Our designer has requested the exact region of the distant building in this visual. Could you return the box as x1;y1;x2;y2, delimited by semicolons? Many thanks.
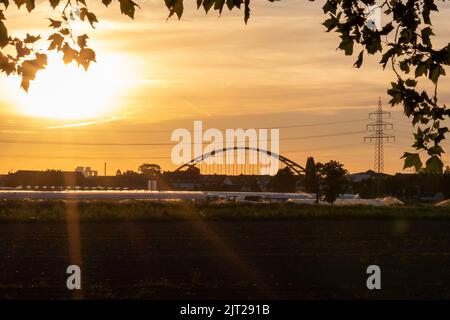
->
4;170;86;188
347;171;391;182
170;174;272;192
75;166;98;178
201;175;232;190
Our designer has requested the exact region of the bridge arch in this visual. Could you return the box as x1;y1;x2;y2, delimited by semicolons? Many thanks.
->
175;146;304;175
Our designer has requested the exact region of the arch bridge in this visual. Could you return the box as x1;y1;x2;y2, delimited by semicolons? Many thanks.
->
175;146;304;175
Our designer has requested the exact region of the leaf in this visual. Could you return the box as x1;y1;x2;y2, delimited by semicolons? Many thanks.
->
353;50;363;68
0;20;7;48
322;16;338;32
15;40;30;57
402;152;422;172
173;0;183;18
48;32;64;51
425;155;443;173
49;0;60;9
405;79;417;87
24;33;41;43
422;0;437;25
421;26;434;47
119;0;139;19
365;34;382;54
244;0;250;24
76;47;96;70
429;64;438;83
214;0;225;14
34;52;47;68
0;0;9;9
380;22;394;35
80;8;98;28
13;0;35;10
77;34;88;49
59;28;70;35
17;53;47;91
338;35;353;56
322;0;337;14
380;47;395;69
165;0;183;19
415;62;428;78
48;18;62;28
428;145;444;156
399;60;410;73
202;0;214;13
25;0;34;12
0;52;16;75
428;64;445;84
61;42;78;64
13;0;25;9
226;0;240;10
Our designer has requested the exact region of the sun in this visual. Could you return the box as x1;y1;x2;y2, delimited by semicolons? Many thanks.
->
7;52;130;120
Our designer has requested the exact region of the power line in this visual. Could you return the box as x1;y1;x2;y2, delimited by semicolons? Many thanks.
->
0;118;369;133
0;129;367;146
0;154;174;160
283;142;366;153
282;130;367;141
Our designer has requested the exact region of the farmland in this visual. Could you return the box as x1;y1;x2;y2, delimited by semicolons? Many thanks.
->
1;200;450;299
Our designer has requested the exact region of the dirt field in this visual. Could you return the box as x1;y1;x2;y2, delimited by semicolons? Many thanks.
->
1;219;450;299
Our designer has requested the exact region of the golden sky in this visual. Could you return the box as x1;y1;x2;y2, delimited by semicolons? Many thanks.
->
0;0;449;174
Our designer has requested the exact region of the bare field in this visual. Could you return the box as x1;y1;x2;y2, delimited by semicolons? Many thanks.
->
1;219;450;299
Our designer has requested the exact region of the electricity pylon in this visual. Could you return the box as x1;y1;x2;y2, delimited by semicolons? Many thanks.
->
364;98;395;173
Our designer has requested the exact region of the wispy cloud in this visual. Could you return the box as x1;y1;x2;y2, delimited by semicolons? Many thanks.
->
45;117;121;129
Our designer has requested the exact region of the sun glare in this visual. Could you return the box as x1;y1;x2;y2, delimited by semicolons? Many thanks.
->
7;52;130;120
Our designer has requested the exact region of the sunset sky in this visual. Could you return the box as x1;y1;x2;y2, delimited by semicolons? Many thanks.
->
0;0;449;174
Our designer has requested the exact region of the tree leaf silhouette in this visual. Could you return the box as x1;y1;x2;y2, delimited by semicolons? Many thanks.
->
62;42;77;64
18;53;47;91
119;0;139;19
48;33;64;51
0;20;7;48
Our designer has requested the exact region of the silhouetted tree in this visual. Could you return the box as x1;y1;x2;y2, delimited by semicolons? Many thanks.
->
270;167;296;193
304;156;318;194
184;165;201;181
123;170;138;176
164;165;201;184
320;161;348;204
138;163;161;176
